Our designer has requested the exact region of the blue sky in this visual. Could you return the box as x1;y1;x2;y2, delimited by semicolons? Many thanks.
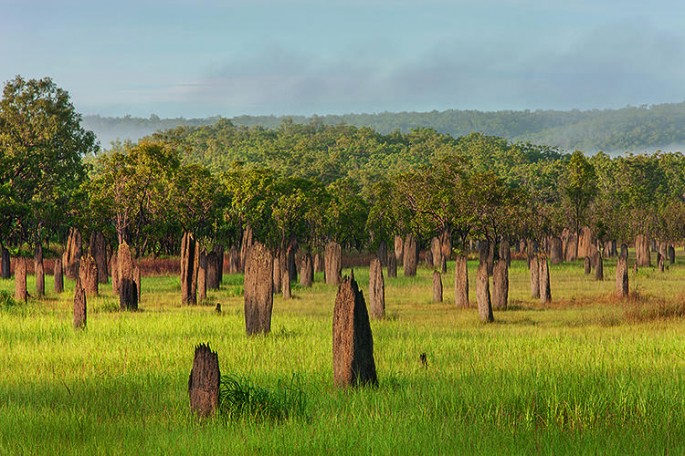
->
2;0;684;118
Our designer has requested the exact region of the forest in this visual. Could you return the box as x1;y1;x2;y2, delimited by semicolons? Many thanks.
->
83;100;685;153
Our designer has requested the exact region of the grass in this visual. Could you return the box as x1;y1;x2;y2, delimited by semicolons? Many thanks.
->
0;252;684;454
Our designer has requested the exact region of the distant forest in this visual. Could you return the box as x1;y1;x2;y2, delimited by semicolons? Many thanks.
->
83;102;685;153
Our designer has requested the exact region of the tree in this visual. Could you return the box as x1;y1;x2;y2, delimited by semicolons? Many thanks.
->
0;75;97;251
561;151;597;258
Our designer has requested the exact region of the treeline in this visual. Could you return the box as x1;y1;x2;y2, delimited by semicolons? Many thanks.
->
85;101;685;153
4;76;685;276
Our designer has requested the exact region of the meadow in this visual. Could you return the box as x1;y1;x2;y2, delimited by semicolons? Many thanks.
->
1;255;685;455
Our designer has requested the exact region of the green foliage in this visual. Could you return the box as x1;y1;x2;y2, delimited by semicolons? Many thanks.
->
219;373;308;423
0;76;97;246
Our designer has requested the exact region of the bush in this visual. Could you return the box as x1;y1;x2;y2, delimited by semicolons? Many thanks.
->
218;373;308;423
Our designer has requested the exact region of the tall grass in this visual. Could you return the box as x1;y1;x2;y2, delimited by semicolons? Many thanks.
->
0;254;684;454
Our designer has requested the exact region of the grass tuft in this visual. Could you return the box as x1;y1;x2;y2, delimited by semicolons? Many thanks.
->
218;373;308;423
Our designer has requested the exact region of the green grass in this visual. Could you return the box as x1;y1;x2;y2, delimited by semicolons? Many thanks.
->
1;254;685;454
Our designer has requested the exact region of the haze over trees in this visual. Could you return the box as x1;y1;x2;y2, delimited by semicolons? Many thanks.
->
83;101;685;154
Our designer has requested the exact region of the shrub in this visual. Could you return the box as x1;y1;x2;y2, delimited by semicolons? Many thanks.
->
218;373;308;423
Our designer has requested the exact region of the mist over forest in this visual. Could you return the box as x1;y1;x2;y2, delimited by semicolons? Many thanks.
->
83;101;685;154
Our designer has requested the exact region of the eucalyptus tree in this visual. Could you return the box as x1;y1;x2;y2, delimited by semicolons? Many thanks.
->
0;75;97;257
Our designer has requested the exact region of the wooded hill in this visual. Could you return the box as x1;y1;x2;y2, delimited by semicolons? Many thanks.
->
84;101;685;153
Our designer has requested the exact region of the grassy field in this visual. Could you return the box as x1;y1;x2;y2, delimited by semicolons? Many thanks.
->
1;255;685;454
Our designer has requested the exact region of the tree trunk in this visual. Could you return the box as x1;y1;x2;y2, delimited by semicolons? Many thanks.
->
529;255;540;299
299;252;313;287
369;258;385;319
180;232;198;305
34;245;44;297
386;250;397;278
188;343;220;418
539;256;552;304
635;234;651;267
668;245;676;265
658;242;667;272
432;270;443;303
243;241;274;335
54;258;64;293
492;259;508;311
454;255;469;308
616;256;629;298
325;241;342;286
197;250;207;303
79;254;99;297
403;234;418;277
89;231;109;284
1;246;10;279
15;258;27;302
118;242;138;311
73;278;87;330
332;275;378;388
476;260;494;323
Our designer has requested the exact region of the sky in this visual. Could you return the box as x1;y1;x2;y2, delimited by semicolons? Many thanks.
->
2;0;685;118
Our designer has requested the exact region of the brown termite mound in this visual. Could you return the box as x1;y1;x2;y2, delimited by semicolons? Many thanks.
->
110;252;119;294
227;246;240;274
299;252;314;287
539;255;552;304
454;255;469;308
34;245;45;297
386;250;397;278
1;246;9;279
15;258;27;303
332;274;378;388
53;257;64;293
368;258;385;319
432;270;443;303
584;256;592;275
73;278;87;330
403;234;418;277
282;270;291;300
492;259;508;311
324;241;342;286
243;241;274;336
118;242;138;311
635;234;651;267
188;343;220;418
197;250;207;303
79;254;99;297
529;255;540;299
62;227;82;279
180;232;199;305
89;231;109;284
616;256;629;298
549;237;563;264
206;250;220;290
